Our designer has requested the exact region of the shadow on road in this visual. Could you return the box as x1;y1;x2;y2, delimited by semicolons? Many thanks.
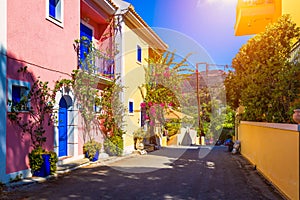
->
3;146;284;200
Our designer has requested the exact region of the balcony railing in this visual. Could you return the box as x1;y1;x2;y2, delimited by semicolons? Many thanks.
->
94;56;115;80
238;0;274;7
290;40;300;63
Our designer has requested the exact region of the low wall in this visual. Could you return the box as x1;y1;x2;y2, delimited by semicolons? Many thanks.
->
238;121;299;200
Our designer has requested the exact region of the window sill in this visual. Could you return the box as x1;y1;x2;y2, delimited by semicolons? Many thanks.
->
46;16;64;28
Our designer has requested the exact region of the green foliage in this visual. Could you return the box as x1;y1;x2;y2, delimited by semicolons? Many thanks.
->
141;50;192;110
104;133;123;156
164;119;181;137
28;146;44;172
49;150;58;174
133;128;148;139
83;140;102;160
99;77;126;135
225;15;300;123
8;66;56;148
28;147;58;175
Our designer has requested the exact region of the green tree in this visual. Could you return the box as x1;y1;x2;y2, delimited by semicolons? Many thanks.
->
225;15;300;123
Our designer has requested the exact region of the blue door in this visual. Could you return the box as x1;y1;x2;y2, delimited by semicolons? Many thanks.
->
58;98;68;157
80;23;93;69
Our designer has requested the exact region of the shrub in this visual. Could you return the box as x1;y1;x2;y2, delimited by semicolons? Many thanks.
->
83;140;102;160
104;135;123;156
28;146;58;174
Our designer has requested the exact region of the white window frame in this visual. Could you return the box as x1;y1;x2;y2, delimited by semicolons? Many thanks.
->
7;79;31;112
128;99;134;115
46;0;64;28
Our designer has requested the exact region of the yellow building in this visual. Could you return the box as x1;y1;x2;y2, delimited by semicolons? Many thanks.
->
114;0;168;154
235;0;300;36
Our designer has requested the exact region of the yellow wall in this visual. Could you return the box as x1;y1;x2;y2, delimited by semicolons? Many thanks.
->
122;25;150;151
282;0;300;26
238;121;299;200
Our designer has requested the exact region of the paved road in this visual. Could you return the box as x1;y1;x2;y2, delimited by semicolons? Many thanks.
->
2;146;284;200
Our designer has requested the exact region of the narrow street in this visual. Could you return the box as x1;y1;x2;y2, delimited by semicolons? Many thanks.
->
2;146;284;200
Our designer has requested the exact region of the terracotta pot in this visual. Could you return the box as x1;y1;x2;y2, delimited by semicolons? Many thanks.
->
292;109;300;124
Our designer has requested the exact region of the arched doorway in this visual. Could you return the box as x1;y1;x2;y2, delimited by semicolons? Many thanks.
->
58;97;68;157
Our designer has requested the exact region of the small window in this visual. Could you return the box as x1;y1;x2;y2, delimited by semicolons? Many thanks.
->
46;0;64;27
8;79;30;112
129;101;134;114
137;45;142;63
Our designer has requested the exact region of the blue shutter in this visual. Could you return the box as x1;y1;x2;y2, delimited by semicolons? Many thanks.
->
49;0;56;18
12;85;21;105
129;102;134;113
137;46;142;62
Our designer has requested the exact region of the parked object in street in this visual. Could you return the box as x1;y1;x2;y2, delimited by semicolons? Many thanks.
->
232;140;241;154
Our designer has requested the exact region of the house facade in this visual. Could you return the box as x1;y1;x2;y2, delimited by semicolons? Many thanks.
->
113;0;168;154
0;0;117;183
235;0;300;36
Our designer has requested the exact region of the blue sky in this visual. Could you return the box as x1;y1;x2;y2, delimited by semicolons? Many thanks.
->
125;0;251;70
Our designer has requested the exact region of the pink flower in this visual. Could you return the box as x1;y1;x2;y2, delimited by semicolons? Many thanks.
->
149;120;155;126
140;102;146;108
163;71;170;78
150;107;156;116
148;102;153;107
168;102;174;107
160;103;165;108
145;115;149;120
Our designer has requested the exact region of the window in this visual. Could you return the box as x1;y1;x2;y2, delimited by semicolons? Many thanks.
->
128;100;134;114
46;0;64;27
8;79;30;112
137;45;142;63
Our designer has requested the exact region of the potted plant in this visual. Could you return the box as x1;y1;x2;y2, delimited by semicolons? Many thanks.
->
28;146;58;177
83;140;102;161
133;128;148;150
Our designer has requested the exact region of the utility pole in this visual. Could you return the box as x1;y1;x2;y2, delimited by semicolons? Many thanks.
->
195;62;208;145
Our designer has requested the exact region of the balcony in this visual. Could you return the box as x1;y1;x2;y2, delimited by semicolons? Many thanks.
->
79;51;115;82
235;0;281;36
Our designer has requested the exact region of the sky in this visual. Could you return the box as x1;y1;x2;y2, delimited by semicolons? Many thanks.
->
125;0;251;70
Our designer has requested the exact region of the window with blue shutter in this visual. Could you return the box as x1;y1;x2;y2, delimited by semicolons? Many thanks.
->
137;45;142;62
129;101;134;114
47;0;63;25
8;80;30;112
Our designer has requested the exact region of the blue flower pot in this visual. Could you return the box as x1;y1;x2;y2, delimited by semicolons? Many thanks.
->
33;154;51;177
91;150;99;162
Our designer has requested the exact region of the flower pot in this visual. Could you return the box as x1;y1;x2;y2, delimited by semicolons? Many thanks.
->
91;150;99;162
33;154;51;177
85;150;99;162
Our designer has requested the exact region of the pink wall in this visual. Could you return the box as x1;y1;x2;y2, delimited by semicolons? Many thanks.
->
6;0;80;173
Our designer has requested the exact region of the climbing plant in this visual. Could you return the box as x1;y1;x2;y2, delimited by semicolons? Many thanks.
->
8;66;56;149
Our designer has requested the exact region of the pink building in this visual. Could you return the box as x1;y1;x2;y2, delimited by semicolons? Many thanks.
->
0;0;117;183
